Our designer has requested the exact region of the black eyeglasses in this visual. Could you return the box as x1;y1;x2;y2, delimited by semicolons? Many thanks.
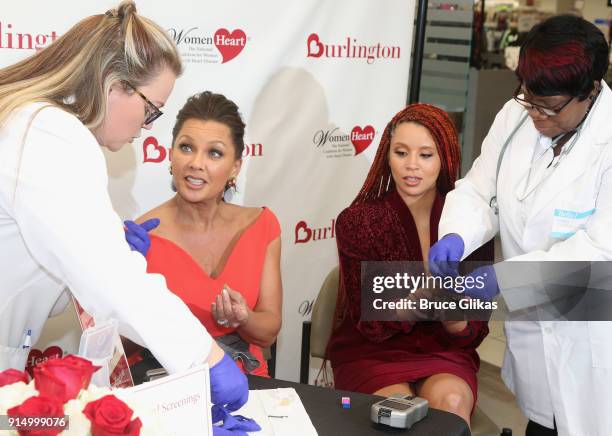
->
513;84;574;117
125;82;163;125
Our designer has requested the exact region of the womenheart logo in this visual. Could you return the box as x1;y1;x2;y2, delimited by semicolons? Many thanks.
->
350;125;375;155
142;136;167;163
214;28;247;63
26;346;63;377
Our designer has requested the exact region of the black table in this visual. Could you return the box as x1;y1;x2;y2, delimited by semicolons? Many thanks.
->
247;376;470;436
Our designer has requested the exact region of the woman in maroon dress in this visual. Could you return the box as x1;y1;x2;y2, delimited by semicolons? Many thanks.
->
327;104;492;427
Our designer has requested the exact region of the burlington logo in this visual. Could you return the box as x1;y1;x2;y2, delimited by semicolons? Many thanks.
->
142;136;263;163
307;33;400;64
0;22;58;50
142;136;169;163
168;27;247;64
294;219;336;244
313;125;376;158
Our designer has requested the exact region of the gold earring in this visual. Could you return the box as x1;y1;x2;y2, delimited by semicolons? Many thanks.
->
169;165;173;175
226;177;236;191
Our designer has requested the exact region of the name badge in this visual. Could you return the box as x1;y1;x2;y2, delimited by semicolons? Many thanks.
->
550;208;595;239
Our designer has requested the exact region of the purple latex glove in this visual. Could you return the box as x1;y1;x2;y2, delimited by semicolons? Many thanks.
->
212;404;261;434
210;354;249;413
212;426;247;436
428;233;465;277
124;218;160;257
462;265;499;300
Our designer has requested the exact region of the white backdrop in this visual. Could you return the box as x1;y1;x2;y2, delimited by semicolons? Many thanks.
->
2;0;415;382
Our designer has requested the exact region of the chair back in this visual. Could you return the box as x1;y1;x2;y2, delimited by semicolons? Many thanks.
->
309;266;339;359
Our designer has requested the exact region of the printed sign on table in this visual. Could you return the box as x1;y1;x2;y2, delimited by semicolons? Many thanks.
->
118;364;212;436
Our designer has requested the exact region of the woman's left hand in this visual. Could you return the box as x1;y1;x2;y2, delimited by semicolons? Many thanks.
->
441;320;468;334
212;286;250;329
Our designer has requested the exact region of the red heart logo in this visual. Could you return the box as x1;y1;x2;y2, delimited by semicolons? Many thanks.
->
214;28;246;64
306;33;324;58
25;346;63;378
350;125;375;156
294;221;312;244
142;136;167;163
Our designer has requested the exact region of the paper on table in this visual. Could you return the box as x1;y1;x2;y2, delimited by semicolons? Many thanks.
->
231;390;273;436
235;388;318;436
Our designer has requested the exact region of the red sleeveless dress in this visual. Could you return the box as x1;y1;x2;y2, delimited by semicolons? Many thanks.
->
145;207;280;377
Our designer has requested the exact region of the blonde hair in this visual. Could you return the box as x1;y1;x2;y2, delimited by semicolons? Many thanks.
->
0;1;182;129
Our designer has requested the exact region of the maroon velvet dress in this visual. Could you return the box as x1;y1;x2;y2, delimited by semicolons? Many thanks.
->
327;189;493;406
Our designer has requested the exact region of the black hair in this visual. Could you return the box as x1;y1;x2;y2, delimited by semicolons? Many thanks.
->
516;14;608;100
172;91;245;158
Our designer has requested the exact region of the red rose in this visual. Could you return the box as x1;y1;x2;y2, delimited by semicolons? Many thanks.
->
0;368;29;387
34;355;100;404
83;395;142;436
7;395;65;436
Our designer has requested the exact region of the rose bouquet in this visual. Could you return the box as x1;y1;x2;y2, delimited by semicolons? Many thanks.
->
0;355;160;436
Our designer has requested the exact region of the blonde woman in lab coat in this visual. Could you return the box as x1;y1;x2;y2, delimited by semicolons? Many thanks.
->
429;15;612;436
0;1;248;418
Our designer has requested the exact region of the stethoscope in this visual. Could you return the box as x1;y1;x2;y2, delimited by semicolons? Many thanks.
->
488;95;597;215
489;114;528;215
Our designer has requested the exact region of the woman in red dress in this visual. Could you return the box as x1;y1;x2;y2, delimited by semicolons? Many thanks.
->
327;104;492;427
125;92;282;378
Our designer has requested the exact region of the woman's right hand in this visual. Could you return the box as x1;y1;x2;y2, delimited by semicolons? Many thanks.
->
212;286;250;329
124;218;160;257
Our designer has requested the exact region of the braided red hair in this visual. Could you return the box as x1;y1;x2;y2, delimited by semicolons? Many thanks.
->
352;103;460;205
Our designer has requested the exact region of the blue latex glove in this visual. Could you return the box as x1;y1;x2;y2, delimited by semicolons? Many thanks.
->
212;403;226;424
463;265;499;300
212;404;261;433
213;427;244;436
428;233;465;277
210;354;249;413
124;218;160;257
213;426;249;436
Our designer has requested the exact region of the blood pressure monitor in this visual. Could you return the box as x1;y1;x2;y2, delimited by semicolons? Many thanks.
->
371;394;429;429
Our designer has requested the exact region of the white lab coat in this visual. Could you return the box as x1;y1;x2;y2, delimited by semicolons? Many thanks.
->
0;103;212;374
439;81;612;436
